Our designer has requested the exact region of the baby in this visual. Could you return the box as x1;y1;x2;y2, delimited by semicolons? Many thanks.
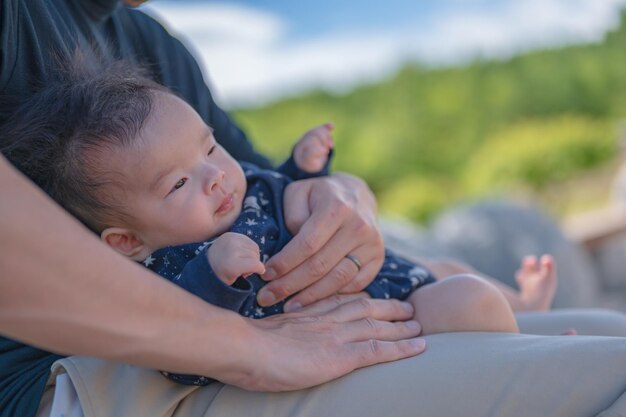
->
1;65;557;385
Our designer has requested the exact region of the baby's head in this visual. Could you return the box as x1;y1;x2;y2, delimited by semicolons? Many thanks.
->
1;64;246;260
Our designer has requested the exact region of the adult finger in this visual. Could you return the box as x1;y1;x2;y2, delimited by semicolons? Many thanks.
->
277;181;311;238
346;338;426;368
265;233;370;308
316;297;415;323
339;259;384;293
285;293;369;316
261;175;383;307
265;195;377;292
283;249;380;311
333;318;421;343
261;193;348;286
287;294;415;324
261;217;383;307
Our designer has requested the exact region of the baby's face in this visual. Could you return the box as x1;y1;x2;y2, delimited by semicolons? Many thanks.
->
113;92;246;255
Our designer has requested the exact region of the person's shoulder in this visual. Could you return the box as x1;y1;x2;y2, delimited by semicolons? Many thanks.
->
115;6;197;68
117;6;170;34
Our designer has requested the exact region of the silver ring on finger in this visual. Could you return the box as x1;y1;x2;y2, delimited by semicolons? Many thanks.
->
345;254;362;271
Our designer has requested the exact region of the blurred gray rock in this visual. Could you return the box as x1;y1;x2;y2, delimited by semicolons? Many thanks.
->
591;236;626;291
382;200;601;308
380;217;450;260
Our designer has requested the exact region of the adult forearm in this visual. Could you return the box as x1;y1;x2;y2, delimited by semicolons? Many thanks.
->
0;156;250;376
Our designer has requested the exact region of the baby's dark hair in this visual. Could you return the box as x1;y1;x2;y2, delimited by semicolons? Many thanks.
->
0;60;168;232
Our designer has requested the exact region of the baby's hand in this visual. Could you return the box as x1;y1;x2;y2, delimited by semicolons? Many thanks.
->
293;123;335;173
208;232;265;285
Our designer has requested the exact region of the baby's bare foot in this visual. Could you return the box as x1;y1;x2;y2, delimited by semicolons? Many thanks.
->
514;255;557;311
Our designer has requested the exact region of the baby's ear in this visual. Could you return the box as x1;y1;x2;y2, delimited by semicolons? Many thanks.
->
101;227;148;261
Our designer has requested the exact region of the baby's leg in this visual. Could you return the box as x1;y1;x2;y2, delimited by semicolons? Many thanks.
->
421;258;557;313
408;274;519;335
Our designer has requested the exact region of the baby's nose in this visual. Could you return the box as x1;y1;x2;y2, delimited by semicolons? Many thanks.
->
204;168;225;194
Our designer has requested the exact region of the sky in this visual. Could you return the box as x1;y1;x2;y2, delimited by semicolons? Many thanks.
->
143;0;626;108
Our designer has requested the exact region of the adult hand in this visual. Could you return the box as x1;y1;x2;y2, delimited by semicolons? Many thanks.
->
221;295;425;391
257;173;385;311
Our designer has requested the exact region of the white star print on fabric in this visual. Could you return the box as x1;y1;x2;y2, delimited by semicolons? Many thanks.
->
255;307;265;317
143;255;155;267
245;218;258;226
410;277;420;287
194;241;210;255
409;266;428;279
163;256;170;267
243;196;261;212
260;236;265;245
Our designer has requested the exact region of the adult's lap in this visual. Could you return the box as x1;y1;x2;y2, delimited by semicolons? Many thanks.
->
50;311;626;417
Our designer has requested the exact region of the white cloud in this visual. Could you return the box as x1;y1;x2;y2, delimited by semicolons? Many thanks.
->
144;0;626;108
145;4;285;45
413;0;626;62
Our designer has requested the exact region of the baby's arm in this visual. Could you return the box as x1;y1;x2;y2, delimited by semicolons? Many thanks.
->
277;123;334;180
145;234;263;312
145;234;264;386
293;123;335;173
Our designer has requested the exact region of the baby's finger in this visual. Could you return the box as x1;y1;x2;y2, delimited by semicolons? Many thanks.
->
238;257;266;278
307;143;332;157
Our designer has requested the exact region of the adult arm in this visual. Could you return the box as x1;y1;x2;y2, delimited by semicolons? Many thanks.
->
259;173;385;311
0;156;424;391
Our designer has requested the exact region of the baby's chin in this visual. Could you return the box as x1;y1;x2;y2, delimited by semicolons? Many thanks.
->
212;206;243;236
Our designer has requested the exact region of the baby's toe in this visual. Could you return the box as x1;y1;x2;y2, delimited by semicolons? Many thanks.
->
522;255;538;273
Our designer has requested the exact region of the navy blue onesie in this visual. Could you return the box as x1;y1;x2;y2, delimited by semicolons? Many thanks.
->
145;158;436;385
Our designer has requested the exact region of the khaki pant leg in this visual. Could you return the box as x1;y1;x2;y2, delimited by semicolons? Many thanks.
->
517;308;626;336
58;332;626;417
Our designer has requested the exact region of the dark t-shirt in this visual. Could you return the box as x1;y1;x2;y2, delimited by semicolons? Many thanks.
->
0;1;271;416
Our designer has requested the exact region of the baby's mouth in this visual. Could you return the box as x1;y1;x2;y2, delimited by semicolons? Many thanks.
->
216;193;234;215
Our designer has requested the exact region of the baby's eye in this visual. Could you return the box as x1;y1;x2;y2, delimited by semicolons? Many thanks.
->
207;145;216;156
172;178;187;191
